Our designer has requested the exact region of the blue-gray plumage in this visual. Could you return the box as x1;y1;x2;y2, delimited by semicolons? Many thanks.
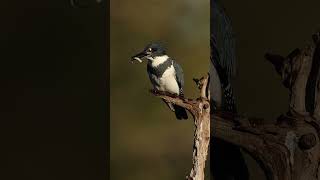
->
210;0;237;113
210;1;249;180
131;42;188;120
212;0;237;79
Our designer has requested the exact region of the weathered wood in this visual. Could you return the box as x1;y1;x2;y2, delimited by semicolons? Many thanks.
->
151;75;211;180
207;32;320;180
211;113;320;180
150;32;320;180
265;45;314;117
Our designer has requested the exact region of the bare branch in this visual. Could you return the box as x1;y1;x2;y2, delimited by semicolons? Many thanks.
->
151;75;210;180
151;90;196;113
212;113;320;180
266;39;314;118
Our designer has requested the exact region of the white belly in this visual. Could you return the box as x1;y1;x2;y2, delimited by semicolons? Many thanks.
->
155;66;180;95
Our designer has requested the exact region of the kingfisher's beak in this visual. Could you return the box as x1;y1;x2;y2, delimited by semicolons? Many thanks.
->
131;51;147;63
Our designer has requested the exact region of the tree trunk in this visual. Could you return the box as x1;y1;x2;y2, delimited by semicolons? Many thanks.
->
210;32;320;180
152;75;211;180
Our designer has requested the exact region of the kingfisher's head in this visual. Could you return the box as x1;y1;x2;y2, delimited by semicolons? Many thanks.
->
131;42;167;63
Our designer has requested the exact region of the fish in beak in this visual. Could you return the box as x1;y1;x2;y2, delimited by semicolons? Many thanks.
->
131;51;147;63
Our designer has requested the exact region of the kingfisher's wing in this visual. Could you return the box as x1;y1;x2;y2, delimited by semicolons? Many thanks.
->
172;60;185;93
210;0;238;113
147;64;160;87
211;0;237;80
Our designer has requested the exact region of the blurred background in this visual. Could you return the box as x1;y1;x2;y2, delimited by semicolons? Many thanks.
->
110;0;320;179
110;1;209;179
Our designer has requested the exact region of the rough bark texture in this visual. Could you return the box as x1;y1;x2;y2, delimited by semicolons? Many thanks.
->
152;75;211;180
266;46;314;116
151;31;320;180
209;32;320;180
212;113;320;180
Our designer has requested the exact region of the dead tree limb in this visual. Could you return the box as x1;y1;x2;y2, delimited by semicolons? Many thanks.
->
265;46;314;117
151;74;210;180
208;32;320;180
211;113;320;180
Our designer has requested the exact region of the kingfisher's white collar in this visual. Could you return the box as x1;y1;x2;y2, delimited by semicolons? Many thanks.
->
148;55;169;67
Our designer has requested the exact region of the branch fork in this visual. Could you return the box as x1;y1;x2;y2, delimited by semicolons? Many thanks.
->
209;32;320;180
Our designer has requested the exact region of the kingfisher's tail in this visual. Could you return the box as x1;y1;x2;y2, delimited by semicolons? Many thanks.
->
173;105;188;120
162;99;188;120
211;0;237;113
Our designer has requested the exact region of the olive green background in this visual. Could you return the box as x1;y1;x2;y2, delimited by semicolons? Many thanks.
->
110;0;320;179
111;1;209;180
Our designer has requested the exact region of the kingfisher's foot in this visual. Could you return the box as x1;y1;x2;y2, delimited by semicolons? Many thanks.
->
150;89;181;97
150;89;159;94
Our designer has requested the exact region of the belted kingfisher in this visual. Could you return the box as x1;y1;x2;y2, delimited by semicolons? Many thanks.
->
210;1;249;180
210;0;237;113
131;42;188;120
